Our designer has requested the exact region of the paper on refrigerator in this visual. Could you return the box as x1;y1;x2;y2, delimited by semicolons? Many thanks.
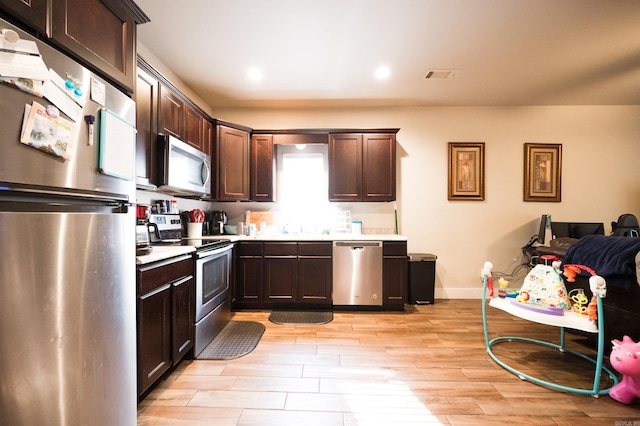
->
0;38;49;81
20;101;76;160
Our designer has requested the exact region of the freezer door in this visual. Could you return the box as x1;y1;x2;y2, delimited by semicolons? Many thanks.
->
0;18;136;199
0;206;136;426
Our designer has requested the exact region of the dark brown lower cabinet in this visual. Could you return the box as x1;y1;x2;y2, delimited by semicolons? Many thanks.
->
298;242;332;305
171;275;194;365
137;255;194;397
235;242;263;308
382;241;408;310
137;282;171;395
234;241;332;309
264;242;298;305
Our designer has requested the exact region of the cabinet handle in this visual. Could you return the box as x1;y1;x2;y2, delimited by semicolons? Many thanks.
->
171;275;192;287
140;283;171;299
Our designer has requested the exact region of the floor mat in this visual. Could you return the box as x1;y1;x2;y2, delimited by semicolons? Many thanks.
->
268;310;333;325
197;321;265;360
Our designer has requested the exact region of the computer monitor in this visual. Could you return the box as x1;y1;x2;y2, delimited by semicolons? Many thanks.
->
550;222;571;239
570;222;604;239
536;214;551;244
551;221;604;239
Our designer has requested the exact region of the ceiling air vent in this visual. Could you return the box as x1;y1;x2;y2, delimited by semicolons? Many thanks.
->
424;70;457;80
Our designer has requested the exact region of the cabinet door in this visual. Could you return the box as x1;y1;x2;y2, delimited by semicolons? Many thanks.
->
50;0;136;92
202;119;213;157
159;84;184;139
298;257;332;305
184;105;204;151
236;256;263;304
0;0;48;35
329;133;363;201
171;276;194;366
135;67;158;186
264;257;298;304
250;134;274;201
382;242;407;310
363;133;396;201
137;284;171;396
217;125;250;200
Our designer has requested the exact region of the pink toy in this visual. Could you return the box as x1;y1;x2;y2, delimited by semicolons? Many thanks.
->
609;336;640;404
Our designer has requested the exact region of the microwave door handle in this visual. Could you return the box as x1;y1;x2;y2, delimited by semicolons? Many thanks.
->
201;160;211;186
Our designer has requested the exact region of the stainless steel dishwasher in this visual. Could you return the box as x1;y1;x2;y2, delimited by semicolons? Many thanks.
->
332;241;383;306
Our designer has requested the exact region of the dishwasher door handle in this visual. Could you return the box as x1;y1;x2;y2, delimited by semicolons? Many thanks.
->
351;246;365;251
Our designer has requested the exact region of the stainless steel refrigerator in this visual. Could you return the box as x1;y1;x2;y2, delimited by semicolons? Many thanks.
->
0;18;137;425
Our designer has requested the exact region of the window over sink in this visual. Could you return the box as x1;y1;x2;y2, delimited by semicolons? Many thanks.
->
276;144;331;232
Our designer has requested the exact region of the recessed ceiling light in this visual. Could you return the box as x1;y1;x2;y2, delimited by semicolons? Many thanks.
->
375;66;391;80
247;68;263;81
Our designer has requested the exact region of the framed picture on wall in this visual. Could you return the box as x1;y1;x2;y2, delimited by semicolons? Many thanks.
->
448;142;485;201
523;143;562;202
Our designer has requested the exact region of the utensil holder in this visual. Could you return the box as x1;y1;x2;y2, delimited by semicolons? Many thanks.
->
187;222;203;238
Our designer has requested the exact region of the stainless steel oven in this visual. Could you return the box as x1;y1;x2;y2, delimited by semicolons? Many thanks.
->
194;242;233;356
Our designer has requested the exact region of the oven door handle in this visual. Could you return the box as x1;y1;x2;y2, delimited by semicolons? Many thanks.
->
196;244;232;259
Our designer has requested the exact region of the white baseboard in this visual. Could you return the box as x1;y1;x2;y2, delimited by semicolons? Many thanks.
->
435;287;484;300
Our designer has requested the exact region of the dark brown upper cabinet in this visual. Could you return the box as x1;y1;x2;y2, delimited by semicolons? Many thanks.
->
329;131;397;202
362;133;397;201
135;65;159;188
250;134;275;202
0;0;48;35
159;83;185;140
184;105;204;151
216;123;251;201
329;133;363;201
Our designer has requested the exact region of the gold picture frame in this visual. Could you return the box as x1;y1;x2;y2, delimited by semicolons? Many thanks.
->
523;143;562;202
448;142;485;201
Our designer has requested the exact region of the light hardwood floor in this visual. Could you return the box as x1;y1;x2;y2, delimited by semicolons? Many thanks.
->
137;300;640;425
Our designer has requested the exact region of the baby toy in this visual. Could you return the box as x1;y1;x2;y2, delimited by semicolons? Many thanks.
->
516;262;571;310
561;264;607;322
569;288;588;316
481;261;494;297
497;278;509;298
609;336;640;404
587;275;607;321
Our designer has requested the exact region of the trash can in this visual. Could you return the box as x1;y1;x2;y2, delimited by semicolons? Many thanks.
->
407;253;437;304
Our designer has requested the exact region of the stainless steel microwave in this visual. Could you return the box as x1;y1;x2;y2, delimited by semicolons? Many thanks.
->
157;134;211;196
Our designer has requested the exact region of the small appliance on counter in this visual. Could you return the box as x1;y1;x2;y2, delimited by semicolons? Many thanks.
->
136;204;153;255
211;210;228;235
135;224;153;256
149;213;183;243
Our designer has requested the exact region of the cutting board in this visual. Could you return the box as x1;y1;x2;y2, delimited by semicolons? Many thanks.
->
246;211;275;226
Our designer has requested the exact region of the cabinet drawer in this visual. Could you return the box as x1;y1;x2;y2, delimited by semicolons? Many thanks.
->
138;256;193;295
298;242;332;256
237;242;263;256
383;241;407;257
264;242;297;256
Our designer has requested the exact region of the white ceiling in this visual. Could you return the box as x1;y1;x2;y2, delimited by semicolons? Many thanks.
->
135;0;640;109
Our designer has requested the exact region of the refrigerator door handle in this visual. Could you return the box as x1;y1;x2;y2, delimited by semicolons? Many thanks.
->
0;183;130;204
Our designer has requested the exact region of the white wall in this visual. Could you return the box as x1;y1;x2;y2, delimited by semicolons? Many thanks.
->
137;41;640;299
211;105;640;298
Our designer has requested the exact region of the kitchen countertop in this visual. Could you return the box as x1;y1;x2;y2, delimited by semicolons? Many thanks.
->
136;234;407;265
136;245;196;265
205;233;408;242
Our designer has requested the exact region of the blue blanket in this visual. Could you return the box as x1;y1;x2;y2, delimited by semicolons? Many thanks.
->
563;235;640;289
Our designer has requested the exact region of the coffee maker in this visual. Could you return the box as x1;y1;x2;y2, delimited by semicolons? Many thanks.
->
211;210;228;235
135;204;153;256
